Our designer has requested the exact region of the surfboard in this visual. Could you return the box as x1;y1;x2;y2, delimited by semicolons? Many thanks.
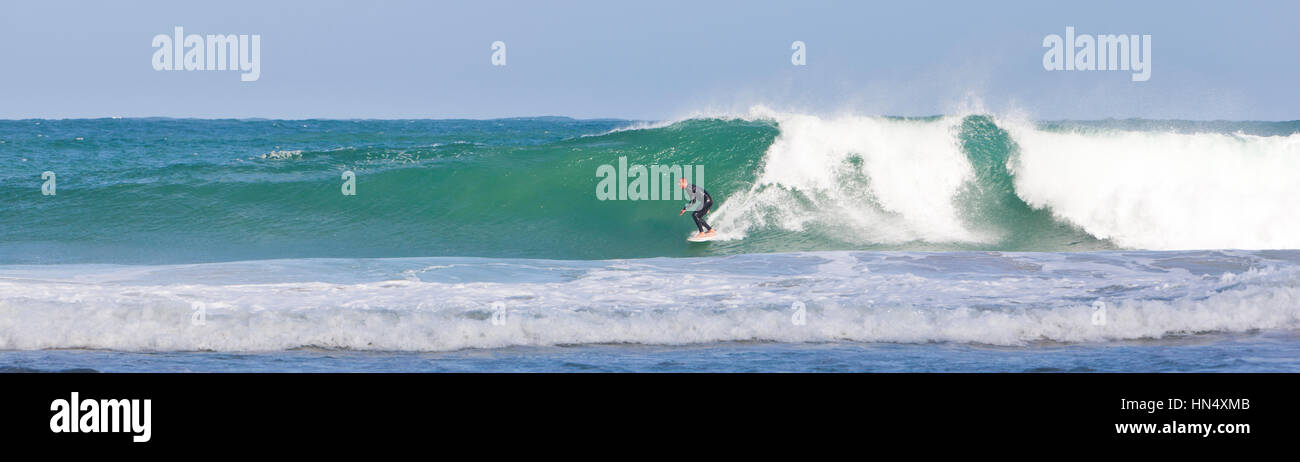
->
687;233;717;242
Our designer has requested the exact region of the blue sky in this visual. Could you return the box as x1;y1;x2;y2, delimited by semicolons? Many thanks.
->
0;0;1296;120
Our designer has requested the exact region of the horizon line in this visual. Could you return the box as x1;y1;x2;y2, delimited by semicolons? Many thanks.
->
2;115;1299;123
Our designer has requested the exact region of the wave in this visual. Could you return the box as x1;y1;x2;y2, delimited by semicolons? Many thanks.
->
1;113;1298;264
1;250;1297;351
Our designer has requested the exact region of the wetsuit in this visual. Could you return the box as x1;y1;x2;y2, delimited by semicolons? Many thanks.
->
681;184;713;233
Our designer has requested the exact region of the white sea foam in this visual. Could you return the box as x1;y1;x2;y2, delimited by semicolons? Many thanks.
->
1003;121;1300;249
711;108;985;245
698;106;1300;251
1;251;1295;352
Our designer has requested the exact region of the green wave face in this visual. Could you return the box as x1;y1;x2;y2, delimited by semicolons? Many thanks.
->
954;115;1109;251
0;118;778;263
2;115;1298;264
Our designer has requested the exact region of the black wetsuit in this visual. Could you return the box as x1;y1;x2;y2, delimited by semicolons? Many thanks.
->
681;184;713;233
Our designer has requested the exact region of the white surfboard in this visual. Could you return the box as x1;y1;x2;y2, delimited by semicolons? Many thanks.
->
686;232;717;242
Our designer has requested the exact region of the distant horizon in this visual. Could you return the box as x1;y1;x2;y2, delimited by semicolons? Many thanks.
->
3;113;1299;123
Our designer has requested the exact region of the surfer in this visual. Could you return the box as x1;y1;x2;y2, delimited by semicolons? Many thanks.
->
678;177;715;239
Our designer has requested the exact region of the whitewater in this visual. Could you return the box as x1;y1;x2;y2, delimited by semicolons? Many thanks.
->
710;107;1300;251
3;250;1299;351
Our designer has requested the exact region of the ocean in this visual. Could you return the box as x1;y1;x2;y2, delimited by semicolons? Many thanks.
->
2;110;1299;372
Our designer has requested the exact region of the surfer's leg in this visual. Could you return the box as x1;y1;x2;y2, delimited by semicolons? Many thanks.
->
693;209;712;232
699;200;713;231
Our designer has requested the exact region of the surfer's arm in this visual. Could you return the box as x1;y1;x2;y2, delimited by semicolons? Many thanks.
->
680;186;698;213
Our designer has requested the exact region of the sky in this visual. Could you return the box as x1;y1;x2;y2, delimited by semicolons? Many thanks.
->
0;0;1296;120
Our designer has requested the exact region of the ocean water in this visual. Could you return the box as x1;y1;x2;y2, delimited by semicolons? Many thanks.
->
2;111;1299;372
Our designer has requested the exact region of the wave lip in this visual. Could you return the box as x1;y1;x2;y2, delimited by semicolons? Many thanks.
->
714;112;985;245
1;250;1297;352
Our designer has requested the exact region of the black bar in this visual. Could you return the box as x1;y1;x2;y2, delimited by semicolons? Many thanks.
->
2;373;1291;450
